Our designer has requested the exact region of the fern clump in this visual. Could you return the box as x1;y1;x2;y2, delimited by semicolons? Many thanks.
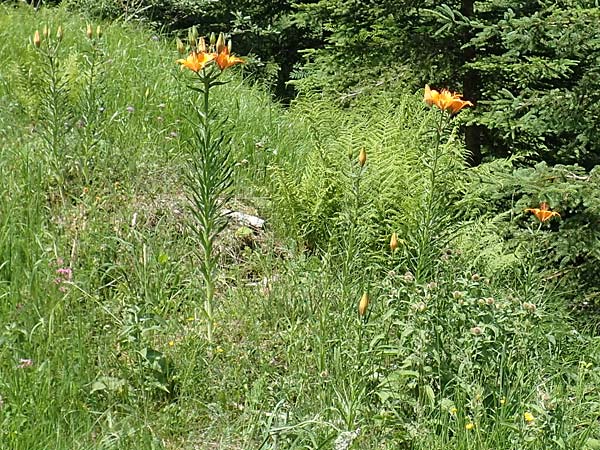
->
270;93;461;255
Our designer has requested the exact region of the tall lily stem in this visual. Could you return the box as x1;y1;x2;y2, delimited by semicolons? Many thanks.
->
414;111;451;283
185;69;232;343
200;74;215;343
34;30;70;207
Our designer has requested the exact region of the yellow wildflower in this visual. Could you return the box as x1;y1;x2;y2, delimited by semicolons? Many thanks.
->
524;411;535;423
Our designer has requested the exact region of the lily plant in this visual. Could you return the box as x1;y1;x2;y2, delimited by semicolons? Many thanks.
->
176;30;244;342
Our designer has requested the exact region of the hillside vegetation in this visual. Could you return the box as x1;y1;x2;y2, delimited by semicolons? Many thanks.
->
0;4;599;450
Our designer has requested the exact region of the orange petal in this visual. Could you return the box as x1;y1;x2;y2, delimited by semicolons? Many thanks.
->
176;51;216;72
447;98;473;114
525;206;560;222
215;47;244;70
424;87;472;114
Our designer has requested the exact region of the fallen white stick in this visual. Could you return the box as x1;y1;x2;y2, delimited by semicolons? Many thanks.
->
222;209;265;229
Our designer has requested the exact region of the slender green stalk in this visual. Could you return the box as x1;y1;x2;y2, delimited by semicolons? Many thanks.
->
200;73;215;342
342;160;363;282
78;28;105;184
414;111;451;282
33;26;70;205
337;150;368;307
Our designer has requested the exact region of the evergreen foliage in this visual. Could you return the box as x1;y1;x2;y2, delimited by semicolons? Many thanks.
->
59;0;600;165
63;0;314;97
290;0;600;167
460;160;600;308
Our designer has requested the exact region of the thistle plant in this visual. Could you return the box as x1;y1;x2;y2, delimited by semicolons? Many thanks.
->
176;30;244;342
411;85;472;282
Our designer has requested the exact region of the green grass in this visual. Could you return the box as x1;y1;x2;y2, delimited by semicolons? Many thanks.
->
0;4;599;450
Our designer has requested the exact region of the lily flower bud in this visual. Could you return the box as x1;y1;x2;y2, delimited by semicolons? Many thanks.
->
358;148;367;167
86;24;93;39
187;28;197;49
227;39;232;53
390;232;399;252
43;25;49;39
358;293;369;317
209;32;216;45
216;32;226;54
56;25;63;41
96;25;102;38
198;37;207;53
176;37;186;54
33;30;41;47
190;26;199;48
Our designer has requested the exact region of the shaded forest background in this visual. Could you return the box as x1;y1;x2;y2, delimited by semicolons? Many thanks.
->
56;0;600;169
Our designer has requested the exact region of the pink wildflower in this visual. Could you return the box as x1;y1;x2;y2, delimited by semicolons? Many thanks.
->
56;267;73;280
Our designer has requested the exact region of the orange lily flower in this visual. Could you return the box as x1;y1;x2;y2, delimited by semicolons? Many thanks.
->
424;84;441;107
215;47;244;71
424;85;473;115
525;202;561;222
177;51;216;73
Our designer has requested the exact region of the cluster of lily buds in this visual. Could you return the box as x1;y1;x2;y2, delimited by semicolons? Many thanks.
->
32;24;64;48
176;30;244;73
86;24;102;40
33;23;102;49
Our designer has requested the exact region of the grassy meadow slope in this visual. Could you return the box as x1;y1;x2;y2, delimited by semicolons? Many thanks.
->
1;4;600;450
